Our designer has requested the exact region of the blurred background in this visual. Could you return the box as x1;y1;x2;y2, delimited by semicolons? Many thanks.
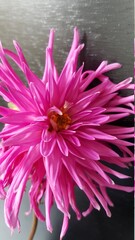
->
0;0;134;239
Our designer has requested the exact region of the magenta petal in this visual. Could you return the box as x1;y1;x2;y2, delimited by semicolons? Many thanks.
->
42;128;56;142
44;146;62;190
62;157;83;190
0;112;39;125
13;40;29;67
45;182;53;233
29;160;46;221
0;106;19;116
57;134;69;156
4;146;40;229
40;138;56;157
60;215;69;240
67;180;81;220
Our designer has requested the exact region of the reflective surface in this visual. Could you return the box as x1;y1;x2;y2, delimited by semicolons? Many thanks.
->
0;0;133;239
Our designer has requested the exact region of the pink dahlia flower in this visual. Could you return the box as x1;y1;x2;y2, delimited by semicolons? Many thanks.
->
0;28;134;239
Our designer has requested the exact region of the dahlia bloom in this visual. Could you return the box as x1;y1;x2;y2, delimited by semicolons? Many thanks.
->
0;28;134;239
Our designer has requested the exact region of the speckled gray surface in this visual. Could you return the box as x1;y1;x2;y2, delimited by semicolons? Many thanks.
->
0;0;133;239
0;0;133;77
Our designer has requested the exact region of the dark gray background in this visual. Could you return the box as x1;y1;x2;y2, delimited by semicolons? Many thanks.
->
0;0;134;239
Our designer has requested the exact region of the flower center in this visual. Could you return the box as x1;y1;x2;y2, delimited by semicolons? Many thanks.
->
48;109;71;132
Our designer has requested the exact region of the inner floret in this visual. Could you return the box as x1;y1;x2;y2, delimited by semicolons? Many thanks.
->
48;109;71;132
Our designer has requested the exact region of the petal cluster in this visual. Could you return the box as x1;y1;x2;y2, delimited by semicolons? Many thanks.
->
0;28;134;239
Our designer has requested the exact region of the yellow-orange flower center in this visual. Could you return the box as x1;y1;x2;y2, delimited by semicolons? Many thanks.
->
48;110;71;132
